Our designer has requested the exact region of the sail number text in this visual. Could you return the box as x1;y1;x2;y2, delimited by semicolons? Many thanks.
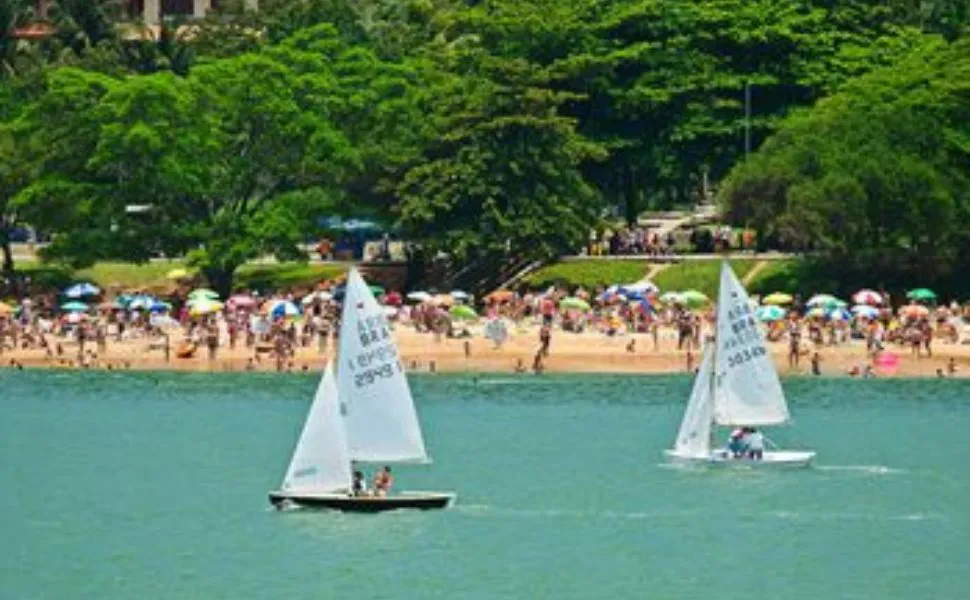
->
726;345;767;368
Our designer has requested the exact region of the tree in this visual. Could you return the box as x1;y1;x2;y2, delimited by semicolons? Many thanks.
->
719;36;970;293
14;55;356;294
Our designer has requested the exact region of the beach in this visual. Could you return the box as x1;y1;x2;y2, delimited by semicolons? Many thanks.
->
3;323;966;378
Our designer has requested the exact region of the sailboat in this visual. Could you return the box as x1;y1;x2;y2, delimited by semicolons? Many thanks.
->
268;268;456;511
665;262;815;467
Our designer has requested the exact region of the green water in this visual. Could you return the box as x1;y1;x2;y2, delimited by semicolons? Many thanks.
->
2;371;968;599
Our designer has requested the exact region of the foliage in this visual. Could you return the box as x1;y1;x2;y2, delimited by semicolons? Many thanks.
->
719;36;970;295
652;259;757;298
522;260;652;290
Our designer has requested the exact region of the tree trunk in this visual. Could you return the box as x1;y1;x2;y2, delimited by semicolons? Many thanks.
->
0;225;13;277
202;265;237;298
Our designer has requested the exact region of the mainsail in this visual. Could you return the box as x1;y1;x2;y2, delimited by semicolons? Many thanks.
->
281;360;352;493
713;262;791;426
673;345;715;457
337;268;429;463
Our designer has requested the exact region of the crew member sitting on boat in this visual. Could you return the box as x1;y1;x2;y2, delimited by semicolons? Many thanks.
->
745;427;765;460
373;466;394;497
352;470;368;497
727;428;747;458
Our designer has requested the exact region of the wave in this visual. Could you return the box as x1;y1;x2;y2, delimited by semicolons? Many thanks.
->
768;510;944;522
814;465;905;476
454;504;698;521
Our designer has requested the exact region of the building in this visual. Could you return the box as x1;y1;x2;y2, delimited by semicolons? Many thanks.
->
28;1;258;26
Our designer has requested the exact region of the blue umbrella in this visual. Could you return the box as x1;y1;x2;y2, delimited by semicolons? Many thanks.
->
756;305;786;322
64;282;100;298
149;300;172;312
851;305;880;319
127;295;157;310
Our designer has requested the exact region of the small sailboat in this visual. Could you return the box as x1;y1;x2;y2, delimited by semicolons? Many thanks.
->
269;268;456;511
665;262;815;467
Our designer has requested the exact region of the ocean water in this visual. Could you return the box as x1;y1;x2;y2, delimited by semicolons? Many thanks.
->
1;371;968;599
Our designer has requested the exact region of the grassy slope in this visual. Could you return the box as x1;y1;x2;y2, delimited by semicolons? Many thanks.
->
15;261;345;294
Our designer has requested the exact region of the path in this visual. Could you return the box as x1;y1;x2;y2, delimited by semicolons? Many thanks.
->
741;260;770;286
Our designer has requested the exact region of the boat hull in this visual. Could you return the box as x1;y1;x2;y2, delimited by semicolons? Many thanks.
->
268;490;456;512
665;449;816;468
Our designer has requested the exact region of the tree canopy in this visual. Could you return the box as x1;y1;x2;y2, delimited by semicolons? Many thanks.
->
1;0;968;291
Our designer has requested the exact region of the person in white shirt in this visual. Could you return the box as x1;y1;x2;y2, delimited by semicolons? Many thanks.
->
746;428;764;460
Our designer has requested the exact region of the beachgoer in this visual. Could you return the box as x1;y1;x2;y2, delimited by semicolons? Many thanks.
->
811;352;821;376
746;428;764;460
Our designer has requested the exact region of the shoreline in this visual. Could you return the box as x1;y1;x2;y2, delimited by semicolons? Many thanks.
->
3;329;968;378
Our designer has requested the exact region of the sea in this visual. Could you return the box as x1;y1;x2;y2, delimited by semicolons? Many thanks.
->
2;371;968;599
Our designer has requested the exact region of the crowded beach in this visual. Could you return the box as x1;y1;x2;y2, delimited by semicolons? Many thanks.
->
1;269;967;378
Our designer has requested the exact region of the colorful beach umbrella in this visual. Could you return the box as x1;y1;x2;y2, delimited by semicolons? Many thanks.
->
851;305;880;319
407;291;432;303
269;300;301;318
559;297;591;311
60;301;89;312
188;288;220;301
64;282;100;298
486;290;514;303
619;280;659;295
127;295;157;310
806;294;840;308
805;307;827;318
900;304;930;318
762;292;793;306
828;308;851;321
756;305;786;322
852;289;882;305
449;305;478;320
189;299;224;316
906;288;936;302
229;294;257;308
681;290;710;308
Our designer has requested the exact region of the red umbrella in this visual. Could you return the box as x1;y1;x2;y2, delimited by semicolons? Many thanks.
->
228;294;256;309
384;291;403;306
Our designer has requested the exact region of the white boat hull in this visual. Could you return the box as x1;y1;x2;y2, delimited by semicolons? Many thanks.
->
269;490;456;512
664;449;815;468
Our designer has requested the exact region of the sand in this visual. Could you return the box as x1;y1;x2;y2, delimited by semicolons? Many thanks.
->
2;324;966;378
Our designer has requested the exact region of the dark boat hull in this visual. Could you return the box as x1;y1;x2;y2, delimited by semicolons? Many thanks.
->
268;491;456;512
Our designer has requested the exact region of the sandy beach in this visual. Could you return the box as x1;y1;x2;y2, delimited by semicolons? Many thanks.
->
3;323;967;378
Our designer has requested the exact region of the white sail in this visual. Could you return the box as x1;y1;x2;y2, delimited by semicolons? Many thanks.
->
713;262;791;426
337;268;429;463
673;346;715;457
281;360;352;493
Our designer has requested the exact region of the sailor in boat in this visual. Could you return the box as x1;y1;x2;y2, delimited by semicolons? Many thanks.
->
745;427;765;460
727;428;747;458
352;470;369;497
373;466;394;497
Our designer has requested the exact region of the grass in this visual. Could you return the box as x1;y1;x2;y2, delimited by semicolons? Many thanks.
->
652;259;759;298
521;260;652;289
12;260;345;294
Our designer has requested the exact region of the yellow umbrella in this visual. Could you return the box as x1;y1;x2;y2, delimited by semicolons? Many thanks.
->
189;299;224;316
762;292;793;305
166;268;190;280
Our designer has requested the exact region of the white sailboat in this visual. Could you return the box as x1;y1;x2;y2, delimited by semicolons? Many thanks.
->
665;262;815;467
269;268;455;511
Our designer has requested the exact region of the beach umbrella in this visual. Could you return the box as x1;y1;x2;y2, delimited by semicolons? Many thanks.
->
828;308;851;321
166;268;190;280
851;305;880;319
681;290;709;308
559;297;591;311
805;307;827;318
906;288;936;302
269;300;301;319
127;295;157;310
150;314;180;330
450;290;471;301
852;289;882;305
756;305;786;322
66;312;88;324
0;301;12;316
384;291;403;306
189;299;224;316
188;288;220;301
407;291;432;303
368;285;385;297
900;304;929;318
486;289;514;303
149;301;172;312
64;282;100;298
806;294;840;308
659;291;684;304
60;301;89;312
229;294;257;308
620;280;659;295
762;292;793;305
449;305;478;320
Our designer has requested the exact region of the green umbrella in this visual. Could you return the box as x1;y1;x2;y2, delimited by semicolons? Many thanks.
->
61;301;89;312
368;285;386;297
659;291;684;304
906;288;936;302
449;305;478;320
681;289;710;308
559;297;591;311
189;288;220;300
